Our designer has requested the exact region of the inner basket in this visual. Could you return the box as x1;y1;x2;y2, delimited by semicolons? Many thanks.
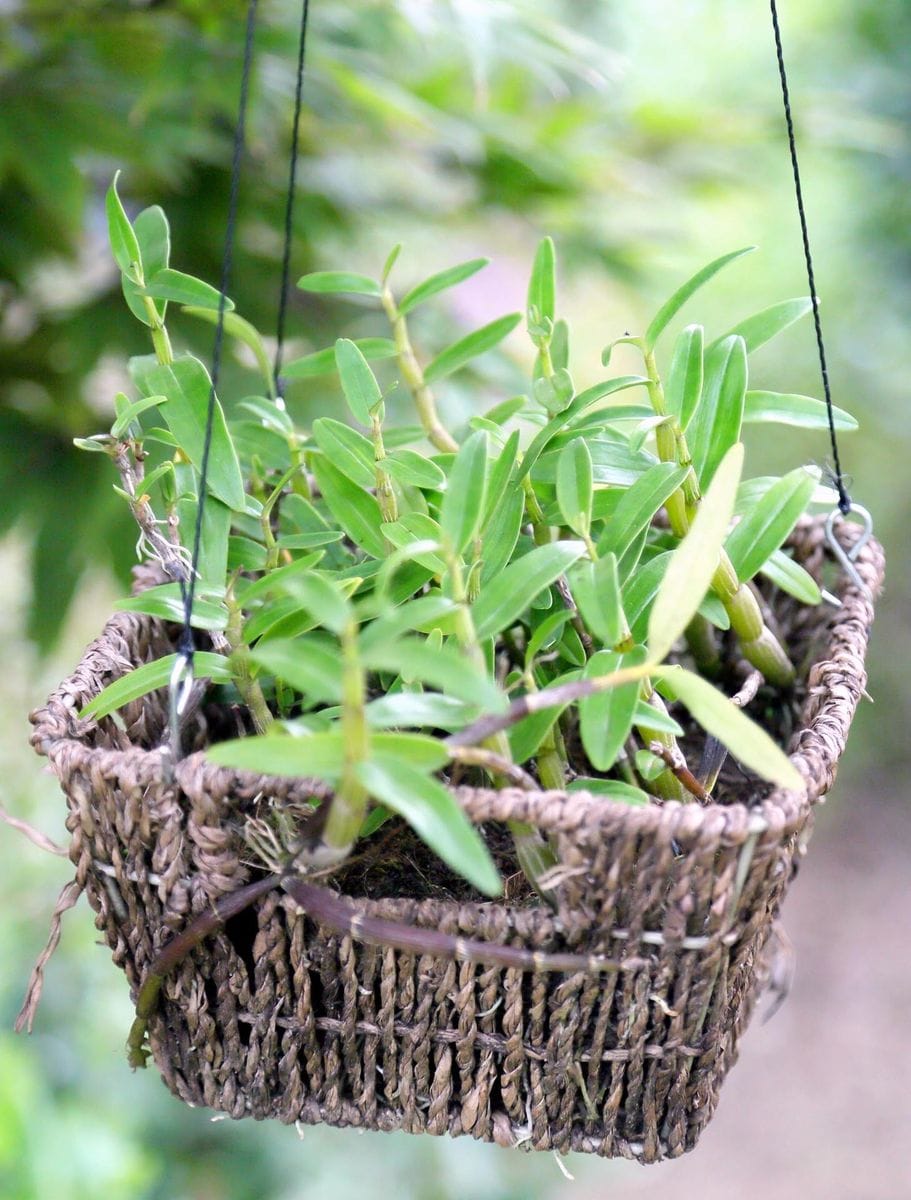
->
30;516;883;1162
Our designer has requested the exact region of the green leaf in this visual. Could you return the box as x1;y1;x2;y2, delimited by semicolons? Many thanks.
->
382;244;402;284
555;438;593;537
524;610;574;669
645;247;754;350
713;297;812;355
357;757;500;896
398;257;488;316
551;319;570;371
250;637;342;703
579;647;645;771
569;553;625;646
647;442;743;663
665;324;703;430
361;638;505;712
80;651;232;720
358;593;459;650
742;391;858;431
115;584;227;631
482;429;520;528
238;552;326;607
237;395;293;436
282;572;353;635
566;778;650;805
527;236;556;329
725;466;817;582
141;357;245;511
121;205;170;325
365;692;472;731
479;483;525;583
312;417;376;489
424;313;521;383
472;540;586;640
507;669;580;762
384;449;446;491
657;667;804;790
142;268;233;312
105;172;141;278
184;308;272;392
312;457;386;558
761;549;822;605
688;335;747;487
439;430;488;554
297;271;381;297
335;338;383;424
633;699;683;736
596;462;689;560
283;338;397;379
381;515;447;575
371;732;451;772
110;393;167;438
535;432;656;488
518;377;649;481
208;730;346;781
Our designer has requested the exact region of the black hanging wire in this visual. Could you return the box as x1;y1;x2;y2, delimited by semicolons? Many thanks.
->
170;0;260;758
273;0;312;397
769;0;851;516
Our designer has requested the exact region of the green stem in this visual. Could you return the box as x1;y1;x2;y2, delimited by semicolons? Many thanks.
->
381;286;458;453
371;413;398;523
321;620;370;854
225;589;273;736
641;348;794;685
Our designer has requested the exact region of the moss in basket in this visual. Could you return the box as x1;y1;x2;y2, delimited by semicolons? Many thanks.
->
77;173;860;902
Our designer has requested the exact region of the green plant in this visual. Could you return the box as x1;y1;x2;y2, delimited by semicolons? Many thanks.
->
79;176;859;905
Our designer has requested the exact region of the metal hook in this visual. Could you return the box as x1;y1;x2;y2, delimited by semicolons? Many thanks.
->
824;504;873;601
167;650;195;774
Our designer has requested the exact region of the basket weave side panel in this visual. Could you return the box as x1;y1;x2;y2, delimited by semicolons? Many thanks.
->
28;520;883;1161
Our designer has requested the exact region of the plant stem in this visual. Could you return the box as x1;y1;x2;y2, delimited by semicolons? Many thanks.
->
371;412;398;523
225;588;273;735
381;286;458;453
321;620;370;854
641;347;794;685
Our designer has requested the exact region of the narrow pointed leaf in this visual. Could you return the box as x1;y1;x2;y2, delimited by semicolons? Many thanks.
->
645;247;754;349
365;693;472;731
284;338;397;379
713;297;812;355
141;357;245;510
384;449;446;491
424;313;521;383
760;549;822;604
282;572;353;635
122;205;170;325
250;638;342;703
665;324;703;430
142;268;234;311
478;483;525;582
115;585;227;631
725;466;816;582
81;651;232;720
580;647;646;771
567;778;650;805
398;257;488;316
569;554;625;646
473;541;586;640
297;271;381;297
689;335;747;486
648;442;743;662
208;730;345;780
312;457;386;558
110;393;168;438
597;462;689;559
657;667;804;790
439;430;488;554
361;638;506;712
334;338;383;424
105;172;141;277
743;391;858;431
357;757;500;896
527;236;556;328
312;417;376;489
555;437;593;537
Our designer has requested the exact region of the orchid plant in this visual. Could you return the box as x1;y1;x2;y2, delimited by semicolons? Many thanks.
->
78;175;858;902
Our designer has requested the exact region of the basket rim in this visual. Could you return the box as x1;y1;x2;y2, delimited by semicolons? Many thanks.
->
30;515;884;851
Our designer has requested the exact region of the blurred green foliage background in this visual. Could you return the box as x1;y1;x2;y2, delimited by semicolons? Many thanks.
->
1;1;906;1196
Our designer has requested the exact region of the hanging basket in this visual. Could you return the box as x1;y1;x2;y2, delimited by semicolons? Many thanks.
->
29;516;881;1162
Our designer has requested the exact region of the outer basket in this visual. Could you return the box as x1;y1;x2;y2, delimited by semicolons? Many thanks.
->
29;517;883;1162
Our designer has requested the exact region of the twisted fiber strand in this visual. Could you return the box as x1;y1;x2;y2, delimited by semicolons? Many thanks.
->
28;520;883;1162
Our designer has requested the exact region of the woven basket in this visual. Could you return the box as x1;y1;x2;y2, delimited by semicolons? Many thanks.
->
29;516;882;1162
